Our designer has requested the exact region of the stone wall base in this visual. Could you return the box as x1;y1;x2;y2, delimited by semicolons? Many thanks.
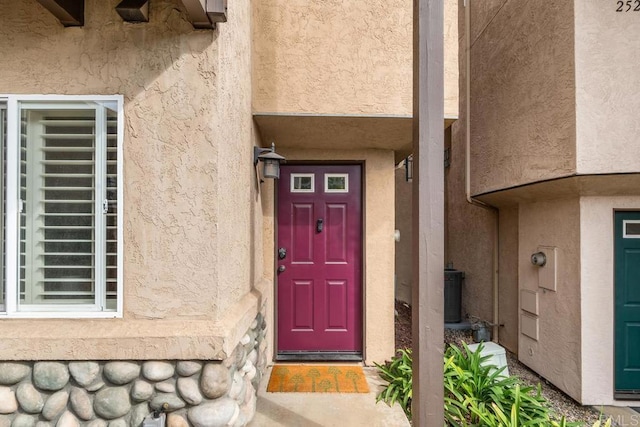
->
0;310;267;427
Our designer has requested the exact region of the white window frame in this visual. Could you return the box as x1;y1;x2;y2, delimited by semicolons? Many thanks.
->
324;173;349;193
290;173;315;193
0;94;124;318
623;220;640;239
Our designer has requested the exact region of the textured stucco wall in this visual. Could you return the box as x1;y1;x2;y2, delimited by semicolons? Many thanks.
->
444;9;496;324
575;2;640;174
252;0;458;119
443;0;459;119
469;0;576;195
262;148;396;365
498;206;518;354
580;196;640;406
518;198;581;402
445;122;495;323
252;0;411;116
394;167;412;304
0;0;265;359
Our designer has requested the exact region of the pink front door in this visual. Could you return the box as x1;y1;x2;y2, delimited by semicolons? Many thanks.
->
277;164;363;356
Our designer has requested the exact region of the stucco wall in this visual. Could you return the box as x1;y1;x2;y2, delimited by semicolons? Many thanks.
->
395;167;412;304
580;196;640;406
444;11;495;324
252;0;411;116
253;0;458;119
443;0;459;120
0;0;265;360
575;2;640;174
498;206;518;354
518;198;581;402
445;122;495;323
262;148;396;365
469;0;576;195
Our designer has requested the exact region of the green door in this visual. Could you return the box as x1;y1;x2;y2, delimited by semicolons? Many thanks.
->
615;211;640;393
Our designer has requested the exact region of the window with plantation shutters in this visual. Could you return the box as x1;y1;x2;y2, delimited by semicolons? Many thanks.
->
0;96;122;317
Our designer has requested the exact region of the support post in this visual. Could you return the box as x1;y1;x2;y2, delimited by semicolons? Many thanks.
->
412;0;444;425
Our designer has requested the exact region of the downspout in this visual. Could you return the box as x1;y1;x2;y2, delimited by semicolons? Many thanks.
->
464;0;500;343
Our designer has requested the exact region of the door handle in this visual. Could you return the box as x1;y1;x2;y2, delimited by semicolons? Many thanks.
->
316;218;324;233
278;265;286;273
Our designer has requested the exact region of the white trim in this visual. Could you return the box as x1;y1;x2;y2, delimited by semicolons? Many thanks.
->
116;99;124;315
95;104;107;310
623;220;640;238
0;310;118;319
324;173;349;193
0;95;124;318
5;97;18;315
0;104;5;312
290;173;315;193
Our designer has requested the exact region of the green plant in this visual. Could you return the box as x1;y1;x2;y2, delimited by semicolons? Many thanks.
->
374;348;413;419
375;343;609;426
444;343;581;427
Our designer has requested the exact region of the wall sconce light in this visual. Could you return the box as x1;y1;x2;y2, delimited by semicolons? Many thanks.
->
254;142;286;180
405;155;413;182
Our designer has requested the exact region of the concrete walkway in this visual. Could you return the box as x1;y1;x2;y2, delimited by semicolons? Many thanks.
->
248;366;411;427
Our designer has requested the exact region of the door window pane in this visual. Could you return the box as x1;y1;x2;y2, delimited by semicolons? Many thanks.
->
324;173;349;193
624;220;640;238
291;173;314;193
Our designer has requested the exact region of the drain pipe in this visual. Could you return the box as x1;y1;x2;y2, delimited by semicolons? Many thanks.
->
464;0;500;343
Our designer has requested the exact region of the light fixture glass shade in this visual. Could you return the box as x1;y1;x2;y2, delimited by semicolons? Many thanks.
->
263;159;280;179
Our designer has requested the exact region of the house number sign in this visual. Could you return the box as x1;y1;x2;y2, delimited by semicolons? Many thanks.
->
616;0;640;12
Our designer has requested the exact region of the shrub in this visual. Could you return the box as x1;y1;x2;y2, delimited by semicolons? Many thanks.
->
374;348;413;419
375;343;612;426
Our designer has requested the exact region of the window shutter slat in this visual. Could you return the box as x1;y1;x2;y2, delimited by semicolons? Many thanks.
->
20;110;97;305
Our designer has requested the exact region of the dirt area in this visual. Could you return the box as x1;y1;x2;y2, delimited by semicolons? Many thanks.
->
394;300;604;425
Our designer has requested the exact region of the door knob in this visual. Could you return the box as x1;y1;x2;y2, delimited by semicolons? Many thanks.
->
278;265;286;273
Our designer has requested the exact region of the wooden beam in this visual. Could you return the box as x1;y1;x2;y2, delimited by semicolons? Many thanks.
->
412;0;444;425
35;0;84;26
180;0;227;29
116;0;149;23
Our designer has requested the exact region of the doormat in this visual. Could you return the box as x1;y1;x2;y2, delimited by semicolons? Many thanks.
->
267;365;370;393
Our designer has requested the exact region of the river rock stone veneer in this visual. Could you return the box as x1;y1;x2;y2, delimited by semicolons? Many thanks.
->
0;312;267;427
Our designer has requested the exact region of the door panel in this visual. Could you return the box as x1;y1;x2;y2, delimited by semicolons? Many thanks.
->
277;165;362;354
615;212;640;392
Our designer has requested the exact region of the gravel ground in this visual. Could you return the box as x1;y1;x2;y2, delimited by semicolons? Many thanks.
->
394;300;607;426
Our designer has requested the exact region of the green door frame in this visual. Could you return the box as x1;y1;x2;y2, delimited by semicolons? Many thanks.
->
614;211;640;397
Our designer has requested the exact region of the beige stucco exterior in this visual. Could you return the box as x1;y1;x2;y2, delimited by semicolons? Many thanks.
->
575;2;640;174
252;0;458;118
497;206;518;354
395;167;412;304
252;0;412;116
0;0;265;360
469;0;576;195
517;198;582;402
